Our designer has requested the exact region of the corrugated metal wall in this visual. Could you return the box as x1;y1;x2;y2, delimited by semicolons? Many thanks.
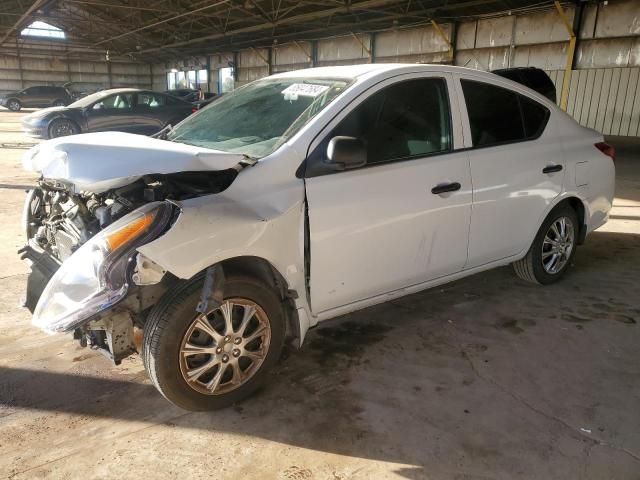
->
548;67;640;136
153;0;639;136
0;44;152;93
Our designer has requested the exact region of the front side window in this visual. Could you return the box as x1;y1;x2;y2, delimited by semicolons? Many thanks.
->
326;77;451;165
461;79;549;147
167;77;350;157
93;93;133;110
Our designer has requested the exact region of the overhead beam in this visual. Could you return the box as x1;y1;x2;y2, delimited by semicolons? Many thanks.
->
64;0;231;56
132;0;501;56
0;0;49;47
134;0;409;54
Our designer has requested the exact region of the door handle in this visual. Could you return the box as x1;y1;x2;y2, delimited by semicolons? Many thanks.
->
542;164;563;174
431;182;461;195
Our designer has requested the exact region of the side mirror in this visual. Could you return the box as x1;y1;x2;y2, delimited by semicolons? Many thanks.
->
325;136;366;171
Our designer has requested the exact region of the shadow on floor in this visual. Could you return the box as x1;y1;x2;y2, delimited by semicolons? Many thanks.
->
2;230;640;478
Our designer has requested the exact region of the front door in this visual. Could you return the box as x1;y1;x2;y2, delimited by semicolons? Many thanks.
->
304;74;472;314
455;76;565;268
86;92;136;133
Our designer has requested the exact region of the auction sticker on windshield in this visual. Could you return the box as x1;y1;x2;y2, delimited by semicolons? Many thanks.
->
282;83;329;98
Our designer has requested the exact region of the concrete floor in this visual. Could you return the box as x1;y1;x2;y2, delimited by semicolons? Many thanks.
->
0;109;638;480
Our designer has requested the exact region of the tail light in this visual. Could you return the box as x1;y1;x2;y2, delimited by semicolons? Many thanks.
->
594;142;615;161
191;107;198;113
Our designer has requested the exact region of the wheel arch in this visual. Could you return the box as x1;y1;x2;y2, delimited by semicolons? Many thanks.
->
6;97;21;109
198;256;302;349
516;193;590;262
564;197;587;244
47;117;80;138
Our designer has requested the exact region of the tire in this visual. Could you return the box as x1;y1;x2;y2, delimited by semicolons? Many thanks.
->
513;204;579;285
143;272;286;411
7;99;21;111
48;118;79;138
52;99;66;107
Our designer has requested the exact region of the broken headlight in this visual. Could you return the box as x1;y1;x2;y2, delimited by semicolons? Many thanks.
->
33;201;174;333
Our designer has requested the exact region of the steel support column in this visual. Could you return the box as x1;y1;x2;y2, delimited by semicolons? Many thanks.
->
554;0;576;111
431;20;453;64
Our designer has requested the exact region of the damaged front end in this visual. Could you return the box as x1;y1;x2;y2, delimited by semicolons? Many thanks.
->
19;132;259;363
28;201;176;363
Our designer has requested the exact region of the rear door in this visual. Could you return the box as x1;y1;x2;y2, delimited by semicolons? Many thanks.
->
304;73;472;314
455;76;563;268
21;87;42;107
86;92;136;132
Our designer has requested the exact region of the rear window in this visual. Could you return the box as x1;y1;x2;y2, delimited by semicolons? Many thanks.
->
461;79;549;148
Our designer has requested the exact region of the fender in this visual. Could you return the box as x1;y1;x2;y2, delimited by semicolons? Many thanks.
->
513;191;592;262
136;172;313;342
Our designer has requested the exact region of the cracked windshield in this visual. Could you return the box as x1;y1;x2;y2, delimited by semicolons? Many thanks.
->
167;78;350;157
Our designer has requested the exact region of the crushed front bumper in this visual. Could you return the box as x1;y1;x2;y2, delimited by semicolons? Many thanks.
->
18;242;60;312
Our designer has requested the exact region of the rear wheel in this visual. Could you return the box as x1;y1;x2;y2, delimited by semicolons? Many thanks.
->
7;99;21;111
48;119;79;138
143;272;285;411
513;204;578;284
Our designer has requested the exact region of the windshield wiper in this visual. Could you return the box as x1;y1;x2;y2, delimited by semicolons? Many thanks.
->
153;124;174;140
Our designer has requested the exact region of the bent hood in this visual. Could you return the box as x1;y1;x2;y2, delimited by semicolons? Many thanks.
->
23;131;248;193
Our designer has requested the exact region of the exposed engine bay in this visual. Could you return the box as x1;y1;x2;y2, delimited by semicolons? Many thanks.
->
24;169;238;264
20;169;239;363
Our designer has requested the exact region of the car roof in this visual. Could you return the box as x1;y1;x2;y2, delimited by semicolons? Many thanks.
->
268;63;554;106
268;63;484;80
100;87;142;94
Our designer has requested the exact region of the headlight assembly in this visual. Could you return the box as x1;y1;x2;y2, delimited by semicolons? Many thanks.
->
32;201;174;333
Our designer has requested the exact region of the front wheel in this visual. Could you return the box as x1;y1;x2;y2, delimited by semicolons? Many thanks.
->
142;272;285;411
513;204;578;284
48;118;79;138
7;99;21;111
52;99;66;107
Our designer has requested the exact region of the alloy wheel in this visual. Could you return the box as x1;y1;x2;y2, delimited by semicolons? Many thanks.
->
179;298;271;395
541;216;574;274
8;100;19;111
51;121;74;137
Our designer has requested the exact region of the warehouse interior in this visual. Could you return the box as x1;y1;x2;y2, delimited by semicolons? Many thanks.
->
1;0;639;135
0;1;639;479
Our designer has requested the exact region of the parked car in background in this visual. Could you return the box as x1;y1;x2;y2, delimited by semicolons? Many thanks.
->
165;88;201;102
166;88;215;103
0;86;73;111
492;67;557;103
193;93;219;110
22;88;196;139
21;64;614;410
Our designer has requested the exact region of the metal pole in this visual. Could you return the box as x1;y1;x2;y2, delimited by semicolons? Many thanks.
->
554;0;576;111
430;20;453;64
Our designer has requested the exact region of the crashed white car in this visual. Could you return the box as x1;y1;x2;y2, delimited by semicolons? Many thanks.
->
21;64;615;410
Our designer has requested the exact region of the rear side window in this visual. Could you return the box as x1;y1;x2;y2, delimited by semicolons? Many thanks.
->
330;77;451;165
520;95;549;138
137;92;165;108
461;79;549;148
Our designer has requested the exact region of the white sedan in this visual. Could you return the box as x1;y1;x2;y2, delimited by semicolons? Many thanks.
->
23;64;615;410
